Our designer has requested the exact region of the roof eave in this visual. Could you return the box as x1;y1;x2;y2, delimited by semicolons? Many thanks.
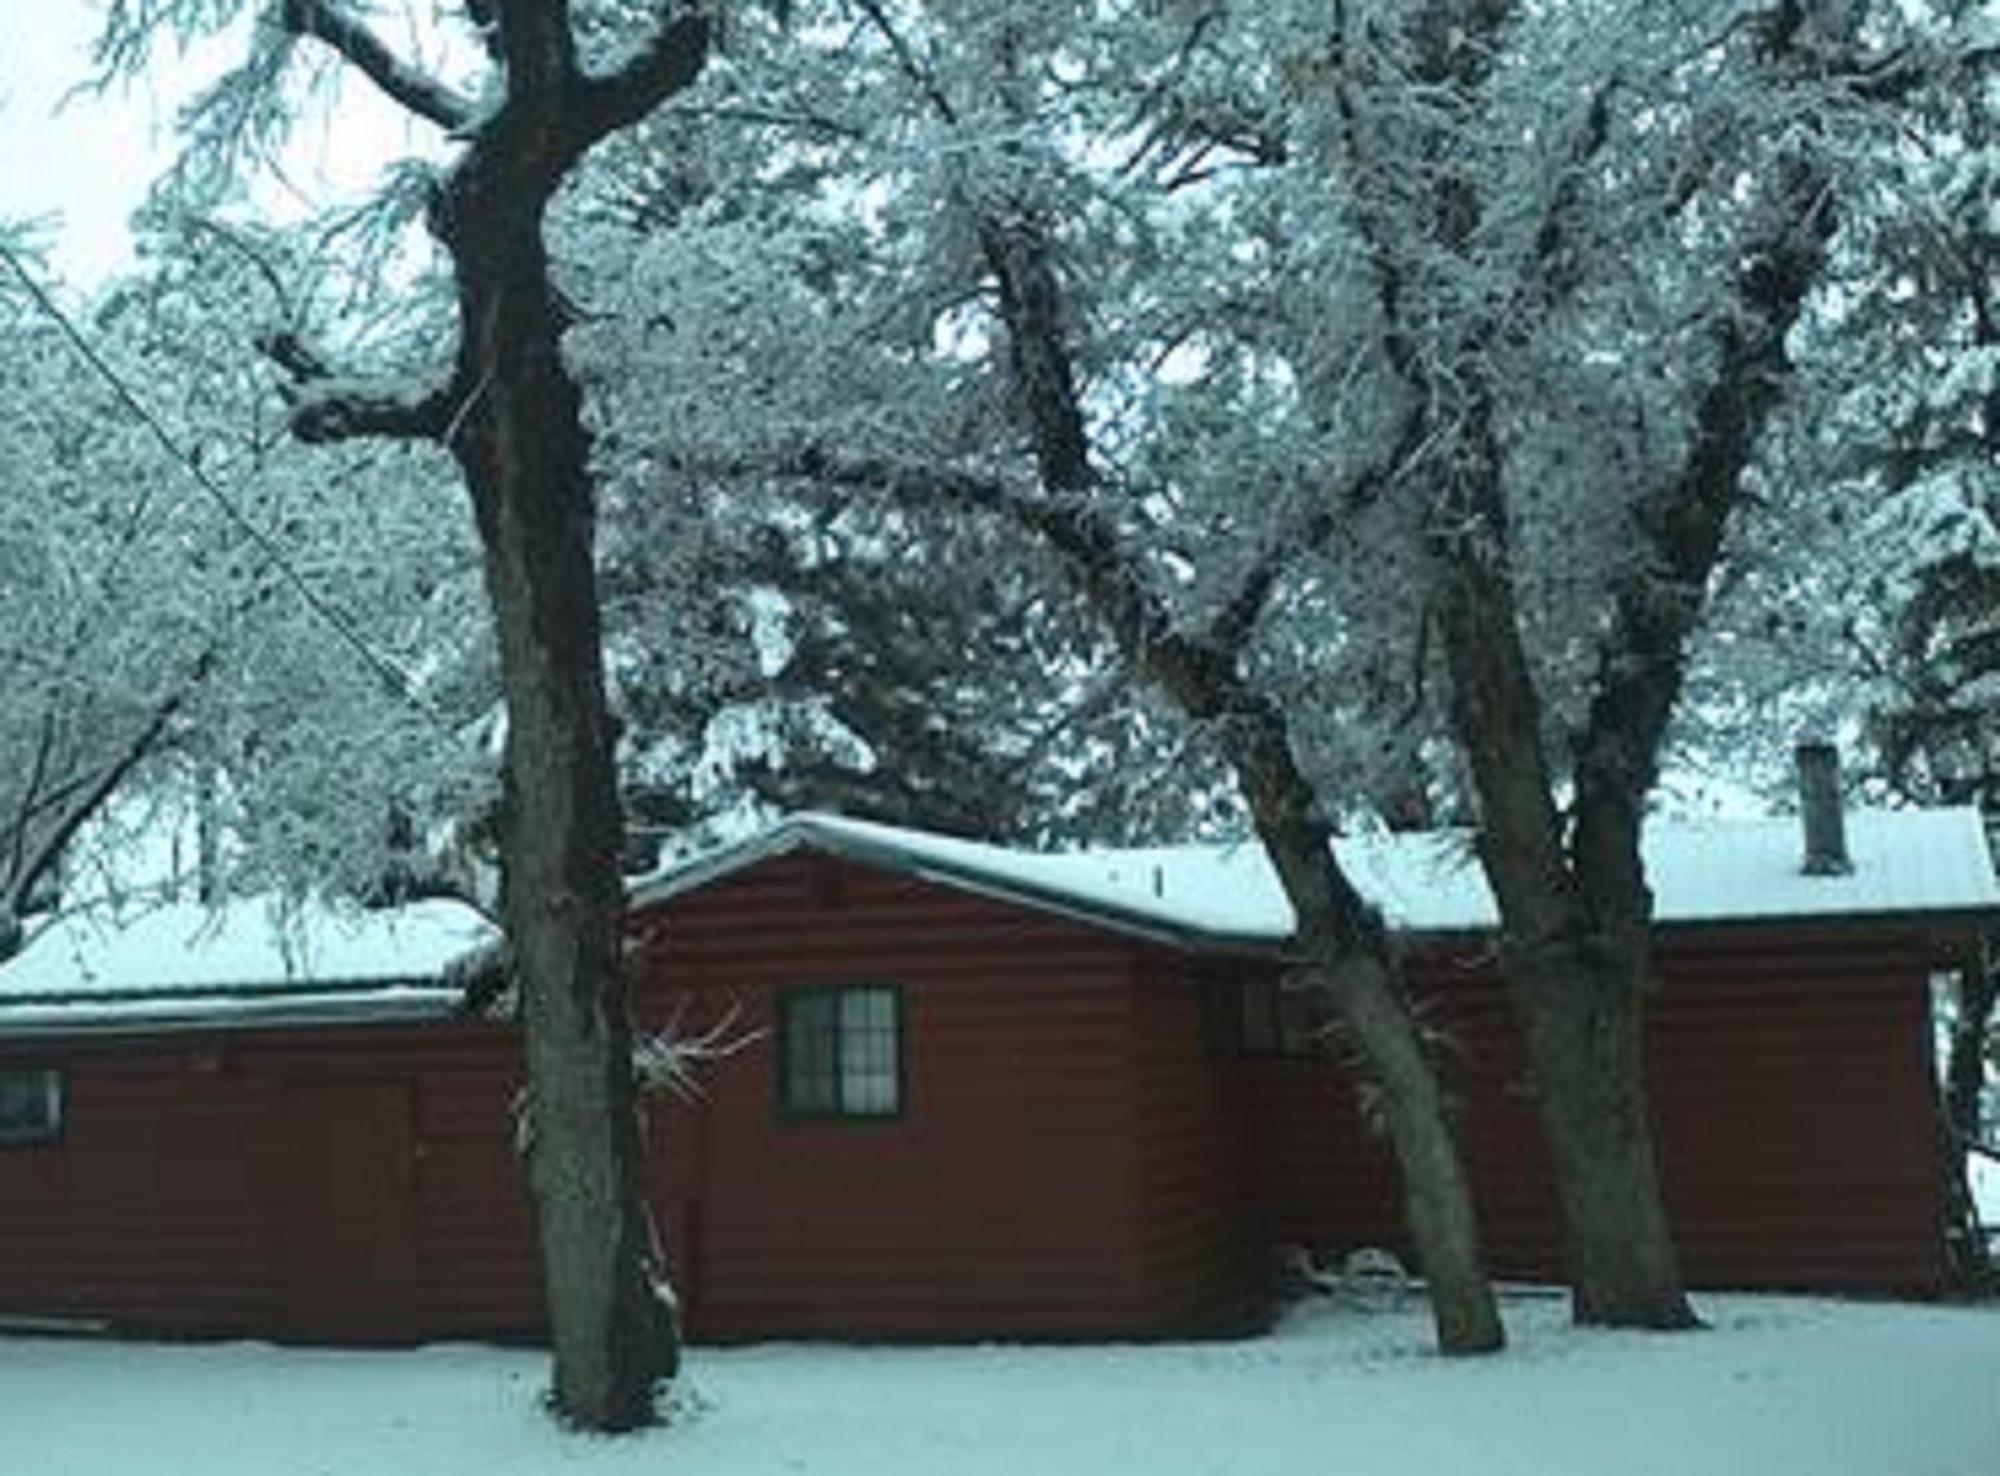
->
629;817;1289;956
0;988;466;1040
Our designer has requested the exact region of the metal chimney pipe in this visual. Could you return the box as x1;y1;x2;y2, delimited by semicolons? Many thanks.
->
1797;740;1852;876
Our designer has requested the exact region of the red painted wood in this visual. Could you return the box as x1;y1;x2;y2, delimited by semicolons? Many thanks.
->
0;1020;540;1342
280;1079;416;1341
634;854;1228;1340
1232;931;1951;1294
0;853;1964;1345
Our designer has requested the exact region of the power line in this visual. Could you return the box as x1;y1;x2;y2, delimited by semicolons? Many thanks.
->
1;245;455;733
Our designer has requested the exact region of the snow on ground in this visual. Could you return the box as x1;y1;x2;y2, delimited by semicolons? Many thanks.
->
6;1294;1997;1476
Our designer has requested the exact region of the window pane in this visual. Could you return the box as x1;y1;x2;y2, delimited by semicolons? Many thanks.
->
842;987;893;1031
839;988;899;1115
781;986;901;1117
783;994;840;1113
1241;980;1280;1054
841;1067;898;1115
0;1068;61;1145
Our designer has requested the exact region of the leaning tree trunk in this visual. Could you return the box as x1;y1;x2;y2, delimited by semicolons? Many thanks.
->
1223;704;1504;1353
1325;948;1502;1350
943;112;1502;1350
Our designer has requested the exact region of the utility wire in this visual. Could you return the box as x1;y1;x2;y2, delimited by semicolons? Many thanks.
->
1;245;454;733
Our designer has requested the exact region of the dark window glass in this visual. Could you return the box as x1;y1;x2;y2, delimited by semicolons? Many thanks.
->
1204;978;1321;1059
780;986;901;1117
1241;978;1282;1054
0;1068;62;1145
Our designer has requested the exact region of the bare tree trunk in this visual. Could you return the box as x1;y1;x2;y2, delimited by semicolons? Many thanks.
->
1435;494;1698;1329
428;119;679;1434
1329;951;1501;1350
260;0;712;1431
973;240;1506;1352
1221;697;1503;1354
1508;951;1694;1325
1940;963;1999;1290
843;0;1503;1354
443;247;675;1424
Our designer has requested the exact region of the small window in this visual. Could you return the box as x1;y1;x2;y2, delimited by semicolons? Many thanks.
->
0;1068;63;1145
779;985;902;1118
1203;976;1321;1059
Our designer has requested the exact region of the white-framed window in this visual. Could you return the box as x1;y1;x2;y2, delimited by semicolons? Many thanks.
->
778;985;902;1118
0;1067;63;1145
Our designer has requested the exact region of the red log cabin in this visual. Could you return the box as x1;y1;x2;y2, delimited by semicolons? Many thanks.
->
0;807;1992;1344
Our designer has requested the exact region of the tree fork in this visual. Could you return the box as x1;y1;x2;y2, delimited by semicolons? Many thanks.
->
265;0;714;1431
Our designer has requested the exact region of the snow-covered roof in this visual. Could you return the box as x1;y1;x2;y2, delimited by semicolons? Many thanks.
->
0;897;498;1035
633;808;2000;950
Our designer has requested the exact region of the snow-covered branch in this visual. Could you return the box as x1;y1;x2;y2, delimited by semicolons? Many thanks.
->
277;0;476;131
573;10;715;145
279;373;459;445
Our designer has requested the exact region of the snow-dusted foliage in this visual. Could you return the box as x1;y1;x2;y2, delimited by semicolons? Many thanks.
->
553;1;1937;829
1695;3;2000;806
0;227;494;940
44;0;1981;858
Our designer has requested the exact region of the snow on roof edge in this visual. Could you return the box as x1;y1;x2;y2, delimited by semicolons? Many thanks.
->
0;895;500;1030
629;814;1271;952
0;985;465;1038
630;807;2000;949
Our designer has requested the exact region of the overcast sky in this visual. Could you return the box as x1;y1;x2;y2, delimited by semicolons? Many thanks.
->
0;6;185;286
0;7;435;293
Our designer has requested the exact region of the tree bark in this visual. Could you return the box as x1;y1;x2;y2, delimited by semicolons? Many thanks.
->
1504;944;1694;1325
958;210;1504;1352
1940;963;1999;1289
263;0;712;1431
1431;407;1698;1329
1329;951;1498;1348
427;136;674;1433
1217;694;1502;1354
1395;2;1844;1329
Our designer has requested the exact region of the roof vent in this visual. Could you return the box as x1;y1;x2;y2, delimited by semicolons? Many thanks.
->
1796;740;1852;876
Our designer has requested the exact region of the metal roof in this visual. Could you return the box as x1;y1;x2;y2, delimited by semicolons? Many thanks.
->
632;807;2000;949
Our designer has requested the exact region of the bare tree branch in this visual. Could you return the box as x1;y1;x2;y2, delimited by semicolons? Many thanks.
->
854;0;958;124
573;10;714;145
278;0;476;131
3;656;211;924
1203;507;1339;656
5;714;58;894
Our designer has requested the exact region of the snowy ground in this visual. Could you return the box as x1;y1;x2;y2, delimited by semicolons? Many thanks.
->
5;1293;1996;1476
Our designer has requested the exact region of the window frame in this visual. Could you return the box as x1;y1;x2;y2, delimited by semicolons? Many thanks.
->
775;983;907;1122
1201;975;1322;1060
0;1066;64;1147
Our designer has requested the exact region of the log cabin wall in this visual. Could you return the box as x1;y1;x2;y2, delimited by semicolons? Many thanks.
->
632;852;1261;1340
0;1020;538;1342
0;851;1960;1347
1221;926;1950;1294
